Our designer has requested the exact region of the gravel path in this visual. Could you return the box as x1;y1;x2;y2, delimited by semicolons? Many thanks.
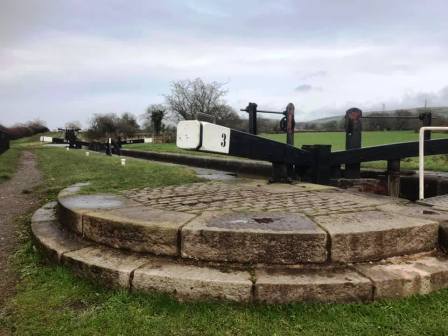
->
0;151;41;335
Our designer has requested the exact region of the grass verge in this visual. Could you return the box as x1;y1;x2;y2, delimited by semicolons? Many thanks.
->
35;146;199;200
0;147;21;183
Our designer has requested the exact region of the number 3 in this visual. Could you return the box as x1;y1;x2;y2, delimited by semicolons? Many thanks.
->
220;133;226;147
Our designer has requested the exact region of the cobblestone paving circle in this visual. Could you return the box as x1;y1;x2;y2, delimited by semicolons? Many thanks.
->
123;182;382;216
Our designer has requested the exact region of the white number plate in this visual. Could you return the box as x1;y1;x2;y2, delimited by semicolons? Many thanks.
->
200;122;230;154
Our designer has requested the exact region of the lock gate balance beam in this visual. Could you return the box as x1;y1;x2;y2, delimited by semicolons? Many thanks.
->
176;120;314;182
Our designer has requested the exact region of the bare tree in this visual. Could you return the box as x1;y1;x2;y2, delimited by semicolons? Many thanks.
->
165;78;228;122
86;112;140;140
65;120;82;130
215;105;244;130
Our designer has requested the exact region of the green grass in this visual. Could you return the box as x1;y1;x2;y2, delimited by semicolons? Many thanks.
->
0;147;21;183
35;146;199;199
3;138;448;335
0;132;55;183
123;142;238;159
0;132;66;183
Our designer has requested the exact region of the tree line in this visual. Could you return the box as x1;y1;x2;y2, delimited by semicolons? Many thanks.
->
0;120;49;140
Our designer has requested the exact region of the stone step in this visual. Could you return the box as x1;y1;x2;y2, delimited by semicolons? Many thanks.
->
57;184;444;264
32;201;448;303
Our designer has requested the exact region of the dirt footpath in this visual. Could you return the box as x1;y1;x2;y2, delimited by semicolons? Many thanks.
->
0;151;42;335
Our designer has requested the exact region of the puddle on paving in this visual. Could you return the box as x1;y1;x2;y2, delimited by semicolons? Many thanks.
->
192;167;238;181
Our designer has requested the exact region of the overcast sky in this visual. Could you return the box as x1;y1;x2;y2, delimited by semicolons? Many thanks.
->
1;0;448;128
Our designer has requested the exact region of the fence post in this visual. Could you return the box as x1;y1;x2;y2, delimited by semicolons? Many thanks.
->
286;103;295;146
247;102;258;135
285;103;295;178
420;112;432;140
387;159;401;197
345;107;362;178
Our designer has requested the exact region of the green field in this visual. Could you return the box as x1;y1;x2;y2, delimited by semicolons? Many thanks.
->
124;131;448;172
3;136;448;335
263;130;448;151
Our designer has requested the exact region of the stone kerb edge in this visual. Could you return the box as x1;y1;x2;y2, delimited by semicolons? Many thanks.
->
32;202;448;303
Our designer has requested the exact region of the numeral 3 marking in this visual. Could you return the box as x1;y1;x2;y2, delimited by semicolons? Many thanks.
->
220;133;227;147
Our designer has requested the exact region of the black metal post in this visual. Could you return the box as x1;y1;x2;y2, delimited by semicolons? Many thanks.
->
302;144;332;184
247;102;258;135
285;103;295;179
286;103;295;146
420;111;432;140
345;107;362;178
270;162;290;183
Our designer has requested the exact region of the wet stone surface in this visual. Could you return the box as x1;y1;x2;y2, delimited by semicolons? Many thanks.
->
207;212;318;232
59;194;129;210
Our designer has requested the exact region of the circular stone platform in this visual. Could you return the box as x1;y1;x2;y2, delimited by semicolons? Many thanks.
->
31;180;448;303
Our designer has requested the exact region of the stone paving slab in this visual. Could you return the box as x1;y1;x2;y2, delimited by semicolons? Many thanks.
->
133;262;253;302
82;206;196;256
314;210;439;263
62;246;150;288
181;211;327;264
418;194;448;211
254;267;372;303
377;203;448;223
31;201;58;223
356;254;448;299
57;182;91;198
58;193;140;233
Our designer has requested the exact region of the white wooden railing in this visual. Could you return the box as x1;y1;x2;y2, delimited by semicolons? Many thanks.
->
419;127;448;200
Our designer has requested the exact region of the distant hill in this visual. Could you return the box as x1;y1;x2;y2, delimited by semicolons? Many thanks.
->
308;106;448;124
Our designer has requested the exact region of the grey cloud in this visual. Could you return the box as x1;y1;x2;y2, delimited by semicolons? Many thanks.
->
362;86;448;112
3;0;448;45
304;86;448;121
299;71;327;81
295;84;322;92
0;0;64;44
